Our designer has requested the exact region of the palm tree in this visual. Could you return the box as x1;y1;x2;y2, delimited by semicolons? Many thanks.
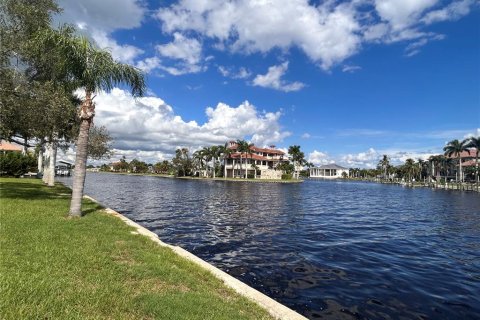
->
210;145;220;178
443;139;469;183
464;136;479;186
38;29;145;216
193;150;206;177
404;158;416;182
378;154;390;180
288;145;305;179
236;139;250;178
219;145;232;178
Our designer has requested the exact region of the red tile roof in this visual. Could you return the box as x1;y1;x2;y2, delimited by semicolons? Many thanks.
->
445;148;478;159
0;140;22;152
462;159;478;167
227;142;285;155
228;152;269;161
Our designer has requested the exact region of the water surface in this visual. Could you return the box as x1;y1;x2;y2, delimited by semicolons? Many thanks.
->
60;173;480;319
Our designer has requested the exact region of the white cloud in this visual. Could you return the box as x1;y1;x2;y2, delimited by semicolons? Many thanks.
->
308;150;333;166
136;57;162;73
342;65;362;73
252;62;305;92
92;31;144;64
341;148;380;168
78;88;290;161
301;133;311;139
156;33;202;65
374;0;439;30
422;0;476;25
404;34;445;57
155;33;205;75
218;66;252;79
340;147;438;168
56;0;145;32
463;128;480;139
56;0;146;64
155;0;476;70
156;0;362;70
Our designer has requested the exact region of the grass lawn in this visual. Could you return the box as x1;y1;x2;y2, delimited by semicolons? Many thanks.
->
0;178;272;319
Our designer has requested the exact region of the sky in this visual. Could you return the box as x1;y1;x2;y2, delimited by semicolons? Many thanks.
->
54;0;480;168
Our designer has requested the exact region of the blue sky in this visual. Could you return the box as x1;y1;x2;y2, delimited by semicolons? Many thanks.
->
56;0;480;167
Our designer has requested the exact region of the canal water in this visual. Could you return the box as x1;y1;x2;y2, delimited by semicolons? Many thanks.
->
59;173;480;319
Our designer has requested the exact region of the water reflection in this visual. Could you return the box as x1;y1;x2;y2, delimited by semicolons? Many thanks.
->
59;173;480;319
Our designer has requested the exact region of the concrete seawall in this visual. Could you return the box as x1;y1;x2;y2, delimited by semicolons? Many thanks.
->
83;194;307;320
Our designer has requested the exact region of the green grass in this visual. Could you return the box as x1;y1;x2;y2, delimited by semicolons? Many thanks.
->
0;178;272;320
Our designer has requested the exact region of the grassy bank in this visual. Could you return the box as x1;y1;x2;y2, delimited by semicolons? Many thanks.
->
0;178;272;319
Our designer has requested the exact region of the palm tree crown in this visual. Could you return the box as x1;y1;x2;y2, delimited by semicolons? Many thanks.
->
443;139;469;182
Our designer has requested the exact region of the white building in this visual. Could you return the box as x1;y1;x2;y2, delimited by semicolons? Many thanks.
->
310;164;349;179
224;141;288;179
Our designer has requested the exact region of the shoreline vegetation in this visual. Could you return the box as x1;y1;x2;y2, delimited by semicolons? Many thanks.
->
90;171;304;183
0;178;274;319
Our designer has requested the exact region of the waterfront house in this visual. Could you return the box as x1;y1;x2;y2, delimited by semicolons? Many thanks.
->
310;164;349;179
0;140;22;153
224;141;288;179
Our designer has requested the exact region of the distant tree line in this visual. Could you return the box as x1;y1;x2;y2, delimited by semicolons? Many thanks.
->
347;137;479;184
98;142;308;179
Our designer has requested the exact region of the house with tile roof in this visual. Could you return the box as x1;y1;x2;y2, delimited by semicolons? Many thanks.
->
224;141;288;179
0;140;23;153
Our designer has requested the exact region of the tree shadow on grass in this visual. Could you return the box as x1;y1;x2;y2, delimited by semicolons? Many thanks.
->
81;204;105;216
0;181;70;200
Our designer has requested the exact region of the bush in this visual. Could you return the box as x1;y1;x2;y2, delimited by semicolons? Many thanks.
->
0;152;36;177
281;173;292;180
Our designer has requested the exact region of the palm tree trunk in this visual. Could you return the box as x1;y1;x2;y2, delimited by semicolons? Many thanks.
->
69;92;94;217
42;141;50;184
47;141;57;187
213;157;216;178
37;144;43;175
459;156;463;183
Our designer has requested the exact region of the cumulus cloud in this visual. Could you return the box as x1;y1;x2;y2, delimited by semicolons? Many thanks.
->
154;33;205;75
252;62;305;92
78;88;290;161
91;31;144;64
422;0;476;24
340;147;438;168
136;57;162;73
308;150;333;166
155;0;477;70
156;0;362;70
55;0;146;64
56;0;145;32
374;0;439;30
218;66;252;79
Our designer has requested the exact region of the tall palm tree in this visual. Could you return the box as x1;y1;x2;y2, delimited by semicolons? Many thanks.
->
219;145;232;178
443;139;469;183
288;145;305;179
37;29;145;216
210;145;220;178
378;154;390;180
236;139;250;178
464;136;479;186
404;158;416;182
193;150;206;177
201;146;214;177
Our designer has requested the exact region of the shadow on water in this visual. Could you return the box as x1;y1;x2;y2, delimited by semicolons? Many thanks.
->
58;173;480;320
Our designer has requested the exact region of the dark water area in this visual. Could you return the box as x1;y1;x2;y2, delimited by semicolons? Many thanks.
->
59;173;480;319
